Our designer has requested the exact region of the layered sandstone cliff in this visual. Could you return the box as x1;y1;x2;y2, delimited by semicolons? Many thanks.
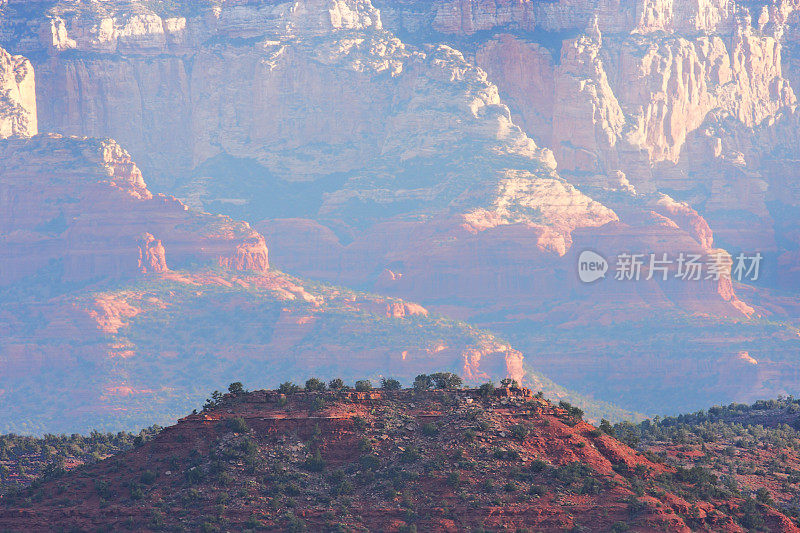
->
376;0;800;256
1;0;795;252
0;134;268;285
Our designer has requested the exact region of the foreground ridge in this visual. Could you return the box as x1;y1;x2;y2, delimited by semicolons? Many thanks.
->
1;386;797;532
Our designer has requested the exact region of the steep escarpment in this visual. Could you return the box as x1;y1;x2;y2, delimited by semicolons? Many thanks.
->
378;0;800;253
0;0;557;195
3;387;795;532
0;45;35;138
2;0;795;257
0;134;268;286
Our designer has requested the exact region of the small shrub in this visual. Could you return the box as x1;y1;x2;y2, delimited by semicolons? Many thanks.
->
228;382;245;395
304;450;325;472
381;378;402;390
328;378;345;390
421;423;439;437
360;455;380;469
529;484;546;496
447;472;460;487
479;479;495;493
185;466;204;484
226;417;249;434
626;496;648;517
500;378;519;389
580;477;601;495
129;482;145;501
510;423;530;441
355;380;373;392
95;479;112;498
305;378;326;392
279;382;301;394
309;397;325;413
558;401;584;420
284;511;307;533
204;390;224;410
530;459;548;473
599;419;614;435
140;470;157;485
492;448;519;461
755;487;774;505
357;437;373;453
400;447;421;463
478;382;495;397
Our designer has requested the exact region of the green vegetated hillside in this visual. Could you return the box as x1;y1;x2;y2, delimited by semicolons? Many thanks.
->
0;428;161;496
610;397;800;526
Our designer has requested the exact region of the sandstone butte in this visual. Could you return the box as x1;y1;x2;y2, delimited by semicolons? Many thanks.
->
0;134;269;284
0;0;799;421
1;386;798;532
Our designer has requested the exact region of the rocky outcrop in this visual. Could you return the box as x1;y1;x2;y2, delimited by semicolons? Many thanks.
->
374;0;800;260
470;26;796;194
136;233;167;273
0;134;269;285
0;45;36;138
376;0;800;266
0;0;558;200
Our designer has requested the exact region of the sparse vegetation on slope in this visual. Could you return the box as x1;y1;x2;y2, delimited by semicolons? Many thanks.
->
1;382;794;532
615;397;800;528
0;427;160;496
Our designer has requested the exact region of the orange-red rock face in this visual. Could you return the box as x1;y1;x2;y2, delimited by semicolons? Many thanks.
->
0;135;268;285
3;389;773;532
